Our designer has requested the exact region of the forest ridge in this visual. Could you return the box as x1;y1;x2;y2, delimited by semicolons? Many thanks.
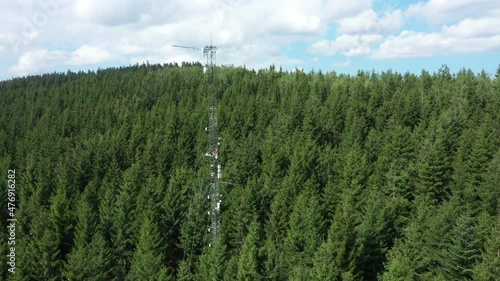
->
0;63;499;280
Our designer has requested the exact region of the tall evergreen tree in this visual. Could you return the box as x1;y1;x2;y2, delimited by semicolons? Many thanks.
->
63;232;111;280
63;189;111;280
355;192;395;281
197;240;227;281
414;121;451;204
313;194;358;281
176;260;195;281
442;210;482;280
473;214;500;281
478;146;500;216
237;219;262;281
283;181;323;279
127;211;170;280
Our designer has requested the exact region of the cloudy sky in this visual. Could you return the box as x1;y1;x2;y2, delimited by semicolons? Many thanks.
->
1;0;499;80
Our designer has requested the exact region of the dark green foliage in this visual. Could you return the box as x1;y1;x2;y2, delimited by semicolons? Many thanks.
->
197;240;227;281
283;182;323;279
63;191;111;280
355;192;396;281
0;64;498;279
63;232;111;280
127;211;170;280
414;121;451;204
442;210;482;280
237;219;262;281
479;150;500;215
473;214;500;281
176;260;195;281
313;195;357;281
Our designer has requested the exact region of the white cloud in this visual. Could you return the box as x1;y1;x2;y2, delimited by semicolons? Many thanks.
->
372;17;500;59
406;0;500;23
3;0;498;80
116;39;147;56
71;45;118;65
74;0;153;25
323;0;372;20
338;10;377;34
9;49;68;76
344;46;372;57
3;0;374;79
222;42;303;70
9;45;119;77
309;34;383;56
308;6;401;58
338;9;403;35
441;17;500;38
264;0;324;34
378;10;404;33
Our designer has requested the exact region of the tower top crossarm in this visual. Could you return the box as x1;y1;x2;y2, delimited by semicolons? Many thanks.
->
172;45;201;51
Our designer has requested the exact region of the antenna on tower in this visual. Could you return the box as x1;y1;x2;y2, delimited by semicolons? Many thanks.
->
172;43;221;244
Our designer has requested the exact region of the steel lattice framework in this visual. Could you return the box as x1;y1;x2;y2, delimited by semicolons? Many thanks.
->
203;45;221;242
173;44;221;243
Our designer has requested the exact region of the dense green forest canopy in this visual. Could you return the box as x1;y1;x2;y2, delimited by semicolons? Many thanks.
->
0;63;499;280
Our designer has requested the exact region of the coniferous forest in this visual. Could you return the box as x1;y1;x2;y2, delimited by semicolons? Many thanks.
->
0;63;499;281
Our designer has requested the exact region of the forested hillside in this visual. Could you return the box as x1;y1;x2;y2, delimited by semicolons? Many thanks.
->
0;63;499;280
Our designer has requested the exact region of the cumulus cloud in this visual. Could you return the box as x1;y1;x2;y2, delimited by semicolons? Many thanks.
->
9;49;68;76
2;0;374;79
406;0;500;23
222;42;303;70
308;6;401;58
2;0;500;80
264;0;324;35
372;17;500;59
9;45;118;77
309;34;383;56
338;9;403;35
71;45;118;65
441;17;500;38
74;0;153;25
315;0;500;60
323;0;372;20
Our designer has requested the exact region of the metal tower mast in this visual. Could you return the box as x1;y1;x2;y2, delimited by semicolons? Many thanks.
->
172;44;222;243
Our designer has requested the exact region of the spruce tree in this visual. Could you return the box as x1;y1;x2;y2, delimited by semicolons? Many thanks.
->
224;256;239;281
313;195;357;281
479;150;500;215
263;185;293;280
20;209;61;280
178;180;209;267
237;219;262;281
284;181;323;279
112;163;142;279
443;211;482;280
127;211;170;280
473;214;500;281
224;181;258;250
63;232;111;280
176;260;195;281
197;240;227;281
355;192;395;281
414;122;450;204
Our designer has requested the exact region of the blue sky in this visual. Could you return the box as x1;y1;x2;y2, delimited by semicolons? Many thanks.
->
1;0;499;81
